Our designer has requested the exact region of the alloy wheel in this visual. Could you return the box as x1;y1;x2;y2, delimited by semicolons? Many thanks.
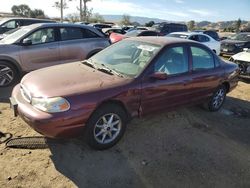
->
212;88;225;109
93;113;122;144
0;65;14;86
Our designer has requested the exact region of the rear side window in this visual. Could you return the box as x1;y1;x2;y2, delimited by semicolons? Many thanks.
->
198;35;210;42
139;31;158;36
191;46;214;70
60;27;99;40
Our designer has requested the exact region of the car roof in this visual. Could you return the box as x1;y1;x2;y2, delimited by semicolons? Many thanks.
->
169;32;212;38
21;23;105;37
126;36;200;46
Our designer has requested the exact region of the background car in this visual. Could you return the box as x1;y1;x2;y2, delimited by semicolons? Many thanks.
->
89;23;112;33
102;28;126;36
229;48;250;78
110;30;160;43
220;32;250;56
0;17;55;34
152;22;188;35
10;37;239;150
167;32;221;55
193;30;220;41
0;23;110;87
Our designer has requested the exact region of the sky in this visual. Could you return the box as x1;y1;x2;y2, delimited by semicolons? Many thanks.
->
0;0;249;22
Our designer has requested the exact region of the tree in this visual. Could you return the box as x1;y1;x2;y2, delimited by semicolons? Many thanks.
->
30;9;45;18
77;0;92;22
145;21;155;27
11;4;31;17
235;18;241;32
53;0;72;22
187;20;195;31
120;14;131;25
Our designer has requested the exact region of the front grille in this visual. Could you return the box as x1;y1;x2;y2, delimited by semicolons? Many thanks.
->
221;43;236;52
20;84;31;103
234;60;250;75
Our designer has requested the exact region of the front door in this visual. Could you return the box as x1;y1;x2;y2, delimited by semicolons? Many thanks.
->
140;45;193;115
19;27;60;71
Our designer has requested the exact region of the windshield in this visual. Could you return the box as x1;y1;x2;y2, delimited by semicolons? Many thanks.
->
0;27;31;44
168;33;189;39
228;33;250;41
89;40;161;77
125;30;142;37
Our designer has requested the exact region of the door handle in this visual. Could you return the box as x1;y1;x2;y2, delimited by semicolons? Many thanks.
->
183;79;192;85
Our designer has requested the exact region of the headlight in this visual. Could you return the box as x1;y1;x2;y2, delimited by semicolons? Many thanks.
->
235;43;245;48
31;97;70;113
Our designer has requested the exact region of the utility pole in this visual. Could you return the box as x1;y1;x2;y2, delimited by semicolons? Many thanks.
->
80;0;83;21
60;0;63;22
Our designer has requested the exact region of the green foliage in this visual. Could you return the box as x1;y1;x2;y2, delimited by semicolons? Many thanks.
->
11;4;31;17
120;14;131;25
30;9;45;18
145;21;155;27
187;20;195;31
235;18;241;32
11;4;46;18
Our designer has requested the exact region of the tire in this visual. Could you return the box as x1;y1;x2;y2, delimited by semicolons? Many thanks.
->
206;85;227;111
0;61;19;87
85;103;128;150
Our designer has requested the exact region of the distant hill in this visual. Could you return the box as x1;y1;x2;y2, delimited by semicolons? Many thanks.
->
102;15;180;25
102;15;250;31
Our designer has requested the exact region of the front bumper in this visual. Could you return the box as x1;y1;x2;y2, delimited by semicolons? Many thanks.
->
10;84;92;138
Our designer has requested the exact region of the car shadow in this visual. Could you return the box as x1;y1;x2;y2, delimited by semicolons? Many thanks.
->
47;96;250;188
0;85;15;103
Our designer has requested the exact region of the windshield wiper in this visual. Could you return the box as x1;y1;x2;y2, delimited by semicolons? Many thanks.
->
99;63;124;78
82;59;97;69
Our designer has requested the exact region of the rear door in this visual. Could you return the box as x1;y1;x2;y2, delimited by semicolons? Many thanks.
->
19;27;60;71
188;45;222;102
140;45;193;115
58;27;104;63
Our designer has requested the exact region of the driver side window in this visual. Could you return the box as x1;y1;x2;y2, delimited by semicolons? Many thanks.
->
26;28;55;45
154;46;188;75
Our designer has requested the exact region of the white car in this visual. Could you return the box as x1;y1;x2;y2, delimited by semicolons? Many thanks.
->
167;32;221;55
229;49;250;78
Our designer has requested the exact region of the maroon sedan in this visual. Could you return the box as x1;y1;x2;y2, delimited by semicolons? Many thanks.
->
10;37;239;150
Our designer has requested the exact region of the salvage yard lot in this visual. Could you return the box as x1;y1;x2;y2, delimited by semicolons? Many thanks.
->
0;81;250;188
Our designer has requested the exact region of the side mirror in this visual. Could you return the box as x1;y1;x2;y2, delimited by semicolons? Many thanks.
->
22;38;32;46
150;72;168;80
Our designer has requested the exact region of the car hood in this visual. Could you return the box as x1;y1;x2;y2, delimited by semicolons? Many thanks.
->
231;51;250;62
221;39;246;44
21;62;129;98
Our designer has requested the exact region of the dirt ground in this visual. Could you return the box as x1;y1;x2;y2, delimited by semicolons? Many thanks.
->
0;81;250;188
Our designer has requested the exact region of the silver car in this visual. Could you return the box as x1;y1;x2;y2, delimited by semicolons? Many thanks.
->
0;23;110;87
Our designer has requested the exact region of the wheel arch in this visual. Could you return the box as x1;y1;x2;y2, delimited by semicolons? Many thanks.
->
95;99;132;121
86;48;103;59
221;81;230;93
0;56;23;75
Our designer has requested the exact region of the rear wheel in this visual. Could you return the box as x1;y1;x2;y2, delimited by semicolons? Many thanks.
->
85;104;128;150
0;61;19;87
206;85;226;111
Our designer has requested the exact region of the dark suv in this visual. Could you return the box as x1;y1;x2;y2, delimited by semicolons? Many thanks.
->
152;22;188;35
0;18;55;34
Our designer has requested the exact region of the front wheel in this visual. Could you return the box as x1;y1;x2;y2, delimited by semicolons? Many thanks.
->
85;104;128;150
207;85;226;111
0;61;19;87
